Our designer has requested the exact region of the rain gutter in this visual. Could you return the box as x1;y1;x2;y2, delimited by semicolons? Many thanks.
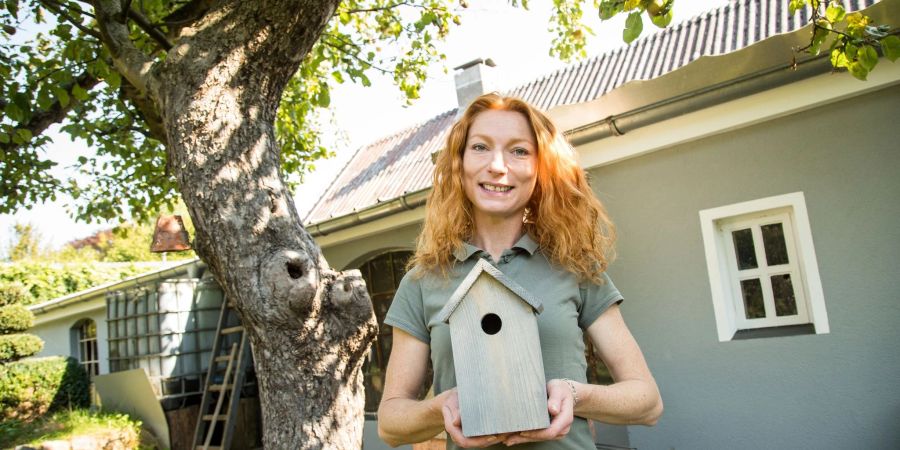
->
28;259;203;316
563;56;832;146
306;187;431;237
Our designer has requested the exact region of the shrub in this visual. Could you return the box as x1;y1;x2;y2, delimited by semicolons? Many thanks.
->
0;334;44;363
0;305;34;334
0;357;89;422
0;282;30;307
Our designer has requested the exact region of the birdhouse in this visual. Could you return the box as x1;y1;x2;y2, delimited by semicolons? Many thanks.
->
437;258;550;437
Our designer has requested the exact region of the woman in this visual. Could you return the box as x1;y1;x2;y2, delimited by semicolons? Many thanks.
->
378;93;662;449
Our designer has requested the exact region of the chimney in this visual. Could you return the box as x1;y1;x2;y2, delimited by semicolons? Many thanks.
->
453;58;497;116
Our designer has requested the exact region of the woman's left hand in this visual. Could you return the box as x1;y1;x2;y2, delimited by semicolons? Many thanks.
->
503;379;575;446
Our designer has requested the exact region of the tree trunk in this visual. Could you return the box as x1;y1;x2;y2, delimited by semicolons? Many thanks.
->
152;1;377;447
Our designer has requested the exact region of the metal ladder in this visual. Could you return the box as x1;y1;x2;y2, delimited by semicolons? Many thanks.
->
193;298;251;450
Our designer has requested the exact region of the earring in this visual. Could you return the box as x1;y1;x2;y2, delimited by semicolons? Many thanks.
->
522;207;534;224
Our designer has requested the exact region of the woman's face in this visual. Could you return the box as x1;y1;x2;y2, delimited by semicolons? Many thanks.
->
462;109;538;223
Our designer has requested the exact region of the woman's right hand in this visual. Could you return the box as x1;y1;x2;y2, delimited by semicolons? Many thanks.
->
441;388;509;448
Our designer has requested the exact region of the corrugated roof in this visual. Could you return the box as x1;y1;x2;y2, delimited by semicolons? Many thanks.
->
304;0;877;225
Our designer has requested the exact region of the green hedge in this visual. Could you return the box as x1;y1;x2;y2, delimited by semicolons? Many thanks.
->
0;263;148;306
0;282;30;307
0;305;34;334
0;334;44;363
0;357;90;422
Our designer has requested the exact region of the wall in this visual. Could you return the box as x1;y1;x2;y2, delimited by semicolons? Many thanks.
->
30;301;110;374
589;86;900;449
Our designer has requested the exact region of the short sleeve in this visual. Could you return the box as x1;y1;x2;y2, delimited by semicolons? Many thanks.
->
577;271;624;329
384;268;430;344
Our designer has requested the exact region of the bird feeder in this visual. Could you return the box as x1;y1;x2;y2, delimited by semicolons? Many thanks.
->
150;215;192;252
438;258;549;437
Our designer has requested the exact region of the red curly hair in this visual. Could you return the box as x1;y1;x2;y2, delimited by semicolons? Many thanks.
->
409;93;616;282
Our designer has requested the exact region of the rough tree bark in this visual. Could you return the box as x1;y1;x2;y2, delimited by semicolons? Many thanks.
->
92;0;378;447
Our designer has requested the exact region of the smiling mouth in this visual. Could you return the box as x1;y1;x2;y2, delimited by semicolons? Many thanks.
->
480;183;513;193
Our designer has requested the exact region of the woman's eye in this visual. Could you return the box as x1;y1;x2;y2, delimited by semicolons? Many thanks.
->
512;147;530;157
471;143;488;151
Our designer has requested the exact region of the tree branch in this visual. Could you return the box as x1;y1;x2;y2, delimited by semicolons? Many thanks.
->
0;71;101;153
124;6;173;51
161;0;213;37
344;1;414;14
90;0;161;103
39;0;102;39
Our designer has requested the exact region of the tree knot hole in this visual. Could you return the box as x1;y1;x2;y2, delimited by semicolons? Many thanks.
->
342;281;352;292
286;261;303;279
481;313;502;335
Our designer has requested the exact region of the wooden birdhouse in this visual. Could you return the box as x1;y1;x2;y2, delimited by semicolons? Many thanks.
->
437;259;549;437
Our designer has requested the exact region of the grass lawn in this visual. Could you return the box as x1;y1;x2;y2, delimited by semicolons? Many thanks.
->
0;408;147;449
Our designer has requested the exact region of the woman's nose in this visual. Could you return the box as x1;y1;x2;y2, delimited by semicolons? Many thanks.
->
488;150;507;174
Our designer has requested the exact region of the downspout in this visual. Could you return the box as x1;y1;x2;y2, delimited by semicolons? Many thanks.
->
565;55;833;145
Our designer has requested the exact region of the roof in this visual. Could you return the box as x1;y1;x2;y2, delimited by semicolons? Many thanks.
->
29;259;203;315
304;0;879;226
437;259;543;323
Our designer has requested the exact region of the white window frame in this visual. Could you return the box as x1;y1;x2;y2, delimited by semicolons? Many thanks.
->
699;192;829;341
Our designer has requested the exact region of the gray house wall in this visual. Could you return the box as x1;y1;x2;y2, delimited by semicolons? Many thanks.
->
592;87;900;449
30;305;109;374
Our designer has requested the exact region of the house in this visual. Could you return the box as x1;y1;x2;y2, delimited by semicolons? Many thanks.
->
439;259;548;437
304;0;900;448
28;0;900;448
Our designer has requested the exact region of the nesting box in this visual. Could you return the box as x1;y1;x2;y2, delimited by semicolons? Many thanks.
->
437;259;550;437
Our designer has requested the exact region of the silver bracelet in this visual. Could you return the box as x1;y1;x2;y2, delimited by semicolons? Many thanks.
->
561;378;578;406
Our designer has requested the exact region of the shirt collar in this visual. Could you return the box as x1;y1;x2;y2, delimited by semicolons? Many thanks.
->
453;233;539;262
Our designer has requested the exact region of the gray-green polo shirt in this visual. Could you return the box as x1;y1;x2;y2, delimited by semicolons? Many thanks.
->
384;234;623;450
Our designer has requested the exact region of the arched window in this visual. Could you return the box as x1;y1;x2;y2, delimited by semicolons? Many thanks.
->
357;250;414;414
73;319;99;378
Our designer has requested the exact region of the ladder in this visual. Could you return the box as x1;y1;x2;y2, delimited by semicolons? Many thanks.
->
193;298;252;450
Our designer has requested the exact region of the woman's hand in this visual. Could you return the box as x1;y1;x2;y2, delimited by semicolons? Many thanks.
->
441;388;510;448
503;379;575;446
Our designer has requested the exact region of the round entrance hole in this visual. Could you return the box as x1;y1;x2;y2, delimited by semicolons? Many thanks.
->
481;313;502;335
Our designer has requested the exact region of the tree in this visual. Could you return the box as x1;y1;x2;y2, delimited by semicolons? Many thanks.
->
6;223;45;261
0;0;895;447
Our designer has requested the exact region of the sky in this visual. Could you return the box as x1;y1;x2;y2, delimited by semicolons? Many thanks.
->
1;0;728;255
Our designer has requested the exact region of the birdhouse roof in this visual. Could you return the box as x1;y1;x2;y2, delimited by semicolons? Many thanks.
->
437;258;543;323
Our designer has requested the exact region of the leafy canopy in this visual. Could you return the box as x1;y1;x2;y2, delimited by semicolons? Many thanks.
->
1;0;894;225
0;0;598;225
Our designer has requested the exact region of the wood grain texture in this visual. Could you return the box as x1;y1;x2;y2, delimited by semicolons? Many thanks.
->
449;274;549;437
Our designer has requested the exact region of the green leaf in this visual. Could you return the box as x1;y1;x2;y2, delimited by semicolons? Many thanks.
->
881;35;900;62
71;83;88;101
4;102;24;122
598;1;623;20
51;86;70;108
847;61;868;80
857;45;878;71
810;22;830;55
789;0;806;15
105;71;121;91
15;128;32;142
825;3;845;23
0;132;9;144
831;47;849;68
623;11;643;43
650;8;673;28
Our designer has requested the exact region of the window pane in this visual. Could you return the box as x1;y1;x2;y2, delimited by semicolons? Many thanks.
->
761;223;789;266
772;274;798;316
732;228;758;270
740;278;766;319
369;255;393;294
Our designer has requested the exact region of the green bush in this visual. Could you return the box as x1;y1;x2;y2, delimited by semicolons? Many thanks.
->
0;305;34;334
0;282;30;307
0;263;148;305
0;357;90;422
0;334;44;362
